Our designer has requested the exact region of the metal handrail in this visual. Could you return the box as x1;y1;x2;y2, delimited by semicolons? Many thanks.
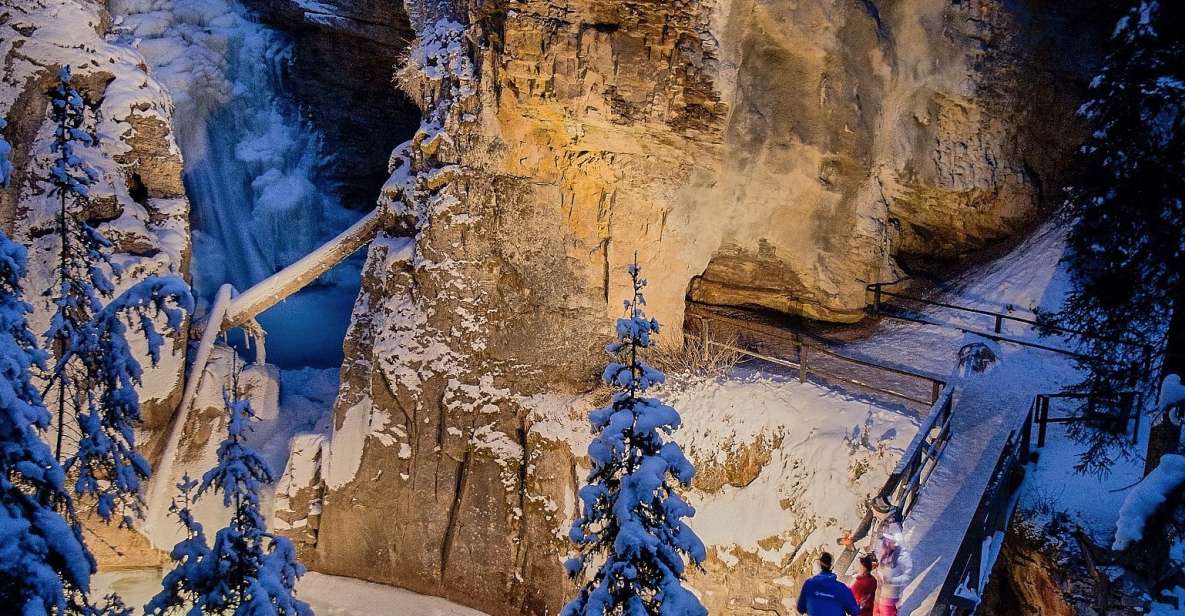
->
867;281;1154;354
834;383;957;575
883;386;956;514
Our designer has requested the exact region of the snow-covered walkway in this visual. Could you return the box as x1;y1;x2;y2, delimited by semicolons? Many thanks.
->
819;225;1083;613
897;346;1077;614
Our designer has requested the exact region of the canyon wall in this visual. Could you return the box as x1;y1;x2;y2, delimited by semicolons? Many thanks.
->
283;0;1116;614
0;0;1119;611
1;0;192;565
0;0;191;463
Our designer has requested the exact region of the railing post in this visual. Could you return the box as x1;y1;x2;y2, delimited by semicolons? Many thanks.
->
1021;405;1033;462
1128;392;1140;444
932;380;941;405
699;316;710;362
1037;396;1049;448
993;314;1003;334
799;340;808;383
873;285;882;314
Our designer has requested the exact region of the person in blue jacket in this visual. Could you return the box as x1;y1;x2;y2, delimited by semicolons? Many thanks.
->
796;551;860;616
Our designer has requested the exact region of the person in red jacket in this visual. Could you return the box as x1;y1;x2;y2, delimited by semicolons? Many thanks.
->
850;554;877;616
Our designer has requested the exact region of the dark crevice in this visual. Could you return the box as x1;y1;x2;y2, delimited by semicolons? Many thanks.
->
127;172;149;205
601;239;610;306
856;0;888;39
513;420;531;594
439;447;471;582
569;458;581;523
586;22;620;34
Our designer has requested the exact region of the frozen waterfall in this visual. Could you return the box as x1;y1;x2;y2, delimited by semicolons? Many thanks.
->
112;0;365;368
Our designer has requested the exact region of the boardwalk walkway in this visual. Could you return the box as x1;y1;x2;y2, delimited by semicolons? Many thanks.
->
684;225;1085;614
687;301;1079;613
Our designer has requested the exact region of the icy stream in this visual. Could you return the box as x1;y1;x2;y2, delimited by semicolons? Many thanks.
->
112;0;366;368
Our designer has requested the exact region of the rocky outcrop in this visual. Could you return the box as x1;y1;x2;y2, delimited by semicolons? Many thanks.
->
1;0;193;568
1;0;191;455
278;0;1118;613
981;509;1154;615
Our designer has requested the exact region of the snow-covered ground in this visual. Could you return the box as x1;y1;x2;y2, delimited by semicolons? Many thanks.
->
1022;422;1148;540
528;367;919;614
668;371;919;565
94;569;489;616
834;223;1073;377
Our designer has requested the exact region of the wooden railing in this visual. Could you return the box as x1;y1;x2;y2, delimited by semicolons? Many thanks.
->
835;384;956;573
868;280;1064;336
878;386;956;517
684;303;959;577
685;304;944;408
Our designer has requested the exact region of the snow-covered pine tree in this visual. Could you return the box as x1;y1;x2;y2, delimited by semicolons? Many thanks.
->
1;117;13;186
1044;1;1185;475
43;65;193;526
144;474;213;615
63;275;192;526
0;228;96;613
154;357;311;615
563;261;707;616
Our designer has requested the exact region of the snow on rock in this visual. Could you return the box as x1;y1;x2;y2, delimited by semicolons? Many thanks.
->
2;0;193;569
143;344;285;549
669;372;917;565
274;432;328;541
324;397;374;490
1113;454;1185;551
2;0;192;441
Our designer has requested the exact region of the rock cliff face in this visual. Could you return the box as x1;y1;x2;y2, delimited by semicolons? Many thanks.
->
0;0;191;455
1;0;192;566
242;0;422;208
980;509;1154;616
279;0;1115;614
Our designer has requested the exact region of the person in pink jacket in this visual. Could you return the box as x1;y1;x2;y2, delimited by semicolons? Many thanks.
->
873;532;912;616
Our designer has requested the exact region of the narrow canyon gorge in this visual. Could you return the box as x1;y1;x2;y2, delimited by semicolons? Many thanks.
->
4;0;1174;615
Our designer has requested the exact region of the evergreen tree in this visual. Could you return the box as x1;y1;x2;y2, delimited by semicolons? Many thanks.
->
1048;1;1185;475
43;65;193;525
145;475;213;616
563;262;707;616
0;228;95;613
149;358;311;615
1;117;13;187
